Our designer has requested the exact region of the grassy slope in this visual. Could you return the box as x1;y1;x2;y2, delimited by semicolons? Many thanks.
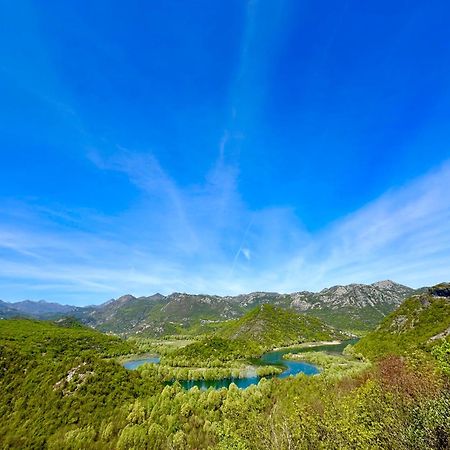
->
160;336;263;367
161;305;345;368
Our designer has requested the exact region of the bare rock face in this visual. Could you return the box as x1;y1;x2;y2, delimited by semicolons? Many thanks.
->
429;326;450;342
290;293;313;311
310;281;412;309
389;315;409;333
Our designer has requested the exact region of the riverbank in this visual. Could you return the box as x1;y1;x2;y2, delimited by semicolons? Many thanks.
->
135;360;283;382
283;350;370;378
117;352;159;364
271;340;342;351
121;339;361;389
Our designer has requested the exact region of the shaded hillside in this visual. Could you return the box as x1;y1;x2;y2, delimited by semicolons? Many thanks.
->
9;300;76;317
353;283;450;359
0;300;23;318
0;318;135;357
218;304;346;348
80;294;169;335
0;299;78;319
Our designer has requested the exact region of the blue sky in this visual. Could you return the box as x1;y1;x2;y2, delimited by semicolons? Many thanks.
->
1;0;450;305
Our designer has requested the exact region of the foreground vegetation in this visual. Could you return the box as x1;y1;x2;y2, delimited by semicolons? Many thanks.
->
0;319;163;448
1;284;449;449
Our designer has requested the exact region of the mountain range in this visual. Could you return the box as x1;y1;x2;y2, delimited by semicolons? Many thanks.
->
0;280;418;335
0;299;77;319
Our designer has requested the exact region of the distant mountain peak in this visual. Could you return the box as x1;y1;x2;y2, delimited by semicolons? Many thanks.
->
371;280;401;289
116;294;136;303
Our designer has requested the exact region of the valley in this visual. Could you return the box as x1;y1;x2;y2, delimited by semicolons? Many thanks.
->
1;282;449;449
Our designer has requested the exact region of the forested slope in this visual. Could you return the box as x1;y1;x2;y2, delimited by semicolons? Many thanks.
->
354;283;450;360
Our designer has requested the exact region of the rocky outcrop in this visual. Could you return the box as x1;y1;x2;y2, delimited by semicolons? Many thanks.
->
428;283;450;298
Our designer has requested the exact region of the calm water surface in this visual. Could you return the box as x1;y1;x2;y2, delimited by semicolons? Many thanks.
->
123;356;160;370
123;339;358;389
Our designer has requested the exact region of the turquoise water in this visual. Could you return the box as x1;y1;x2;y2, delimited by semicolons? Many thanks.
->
123;356;160;369
123;339;358;389
179;359;318;390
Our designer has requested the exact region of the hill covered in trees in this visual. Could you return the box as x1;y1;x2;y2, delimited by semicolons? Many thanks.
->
158;305;346;370
0;319;163;448
354;283;450;360
218;304;346;348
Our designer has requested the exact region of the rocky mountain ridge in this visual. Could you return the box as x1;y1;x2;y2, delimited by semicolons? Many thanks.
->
0;280;421;335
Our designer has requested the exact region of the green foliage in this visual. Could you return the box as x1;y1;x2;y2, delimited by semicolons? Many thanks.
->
75;284;411;337
127;337;198;356
303;304;397;334
0;319;163;448
0;318;135;358
283;350;370;378
137;363;282;382
432;339;450;376
218;304;345;349
354;292;450;360
160;336;262;368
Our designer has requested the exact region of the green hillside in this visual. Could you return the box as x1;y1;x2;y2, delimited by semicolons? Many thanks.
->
353;283;450;360
52;281;414;337
218;304;346;348
1;301;449;449
0;318;135;358
160;336;263;368
81;294;171;335
303;304;402;334
0;319;163;448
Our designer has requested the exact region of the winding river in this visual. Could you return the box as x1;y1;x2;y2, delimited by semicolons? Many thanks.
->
123;339;358;390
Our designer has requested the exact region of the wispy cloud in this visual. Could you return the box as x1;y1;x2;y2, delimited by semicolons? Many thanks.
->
0;152;449;304
277;160;450;291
